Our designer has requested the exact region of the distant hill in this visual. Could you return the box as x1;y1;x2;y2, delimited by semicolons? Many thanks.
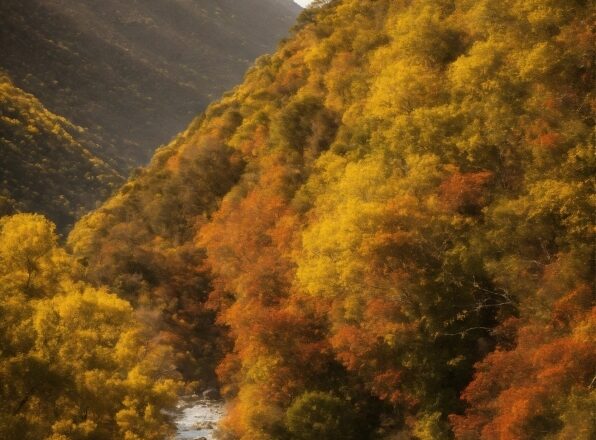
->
0;73;121;232
0;0;301;170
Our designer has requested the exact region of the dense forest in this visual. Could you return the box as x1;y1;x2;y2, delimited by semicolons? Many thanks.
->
0;73;121;231
1;0;595;439
0;213;181;439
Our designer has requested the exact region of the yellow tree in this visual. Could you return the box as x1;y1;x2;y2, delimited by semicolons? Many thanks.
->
0;214;180;440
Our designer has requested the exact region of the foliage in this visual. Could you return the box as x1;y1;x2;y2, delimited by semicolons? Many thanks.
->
0;74;121;232
68;0;595;438
0;214;180;440
285;391;368;440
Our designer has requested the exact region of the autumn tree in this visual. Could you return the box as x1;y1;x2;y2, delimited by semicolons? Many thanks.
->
0;214;180;439
65;0;594;438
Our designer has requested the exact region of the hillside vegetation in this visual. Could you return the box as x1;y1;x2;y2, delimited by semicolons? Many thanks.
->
5;0;593;438
0;74;121;232
0;0;301;168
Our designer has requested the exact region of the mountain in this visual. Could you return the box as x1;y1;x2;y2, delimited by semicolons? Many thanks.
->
0;73;121;232
0;0;302;170
61;0;594;438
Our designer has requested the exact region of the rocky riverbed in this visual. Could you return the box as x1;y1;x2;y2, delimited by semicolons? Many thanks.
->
174;397;225;440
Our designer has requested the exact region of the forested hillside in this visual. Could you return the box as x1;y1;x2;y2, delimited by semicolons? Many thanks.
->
0;74;121;232
3;0;593;438
0;0;301;168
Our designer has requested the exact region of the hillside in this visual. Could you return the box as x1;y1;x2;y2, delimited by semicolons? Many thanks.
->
0;0;301;169
0;74;121;232
40;0;596;438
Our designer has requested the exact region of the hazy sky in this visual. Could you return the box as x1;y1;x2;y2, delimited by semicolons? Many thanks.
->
295;0;313;7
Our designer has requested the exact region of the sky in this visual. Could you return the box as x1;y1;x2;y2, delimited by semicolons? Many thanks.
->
294;0;313;7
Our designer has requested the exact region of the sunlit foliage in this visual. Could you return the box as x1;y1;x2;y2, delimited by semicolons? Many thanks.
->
69;0;594;438
0;214;180;439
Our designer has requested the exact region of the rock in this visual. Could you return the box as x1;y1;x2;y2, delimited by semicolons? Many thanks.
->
193;421;214;430
202;388;219;400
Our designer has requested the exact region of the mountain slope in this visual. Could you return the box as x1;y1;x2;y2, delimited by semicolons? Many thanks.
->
0;0;301;169
0;73;120;232
70;0;594;438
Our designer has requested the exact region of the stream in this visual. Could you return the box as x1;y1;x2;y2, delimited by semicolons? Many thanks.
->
174;397;225;440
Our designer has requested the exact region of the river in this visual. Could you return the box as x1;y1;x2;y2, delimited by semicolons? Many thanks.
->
174;397;225;440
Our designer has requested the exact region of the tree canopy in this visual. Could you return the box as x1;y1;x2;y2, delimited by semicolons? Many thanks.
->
0;214;180;439
60;0;596;438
